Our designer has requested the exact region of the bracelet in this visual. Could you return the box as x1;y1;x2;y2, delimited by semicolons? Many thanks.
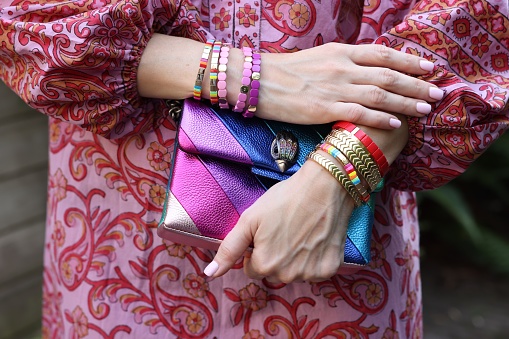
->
325;133;380;191
329;129;382;188
333;121;389;175
244;50;261;118
218;43;231;109
209;41;222;105
318;143;370;202
193;39;215;101
233;46;253;113
306;151;363;207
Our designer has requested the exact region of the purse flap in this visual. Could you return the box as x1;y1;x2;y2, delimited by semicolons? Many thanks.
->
178;99;332;180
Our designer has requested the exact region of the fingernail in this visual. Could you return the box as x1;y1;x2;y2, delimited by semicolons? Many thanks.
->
389;118;401;128
416;102;432;114
204;261;219;277
420;60;435;72
429;87;444;100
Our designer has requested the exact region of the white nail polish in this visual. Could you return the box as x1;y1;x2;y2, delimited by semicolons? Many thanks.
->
420;60;434;72
416;102;432;114
429;87;444;100
204;261;219;277
389;118;402;128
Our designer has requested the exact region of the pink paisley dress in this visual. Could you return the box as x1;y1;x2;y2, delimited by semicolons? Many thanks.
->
1;0;508;337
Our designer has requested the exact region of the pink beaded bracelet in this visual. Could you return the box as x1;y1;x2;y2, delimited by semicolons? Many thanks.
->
193;39;215;100
233;46;253;113
209;40;222;105
218;43;231;109
244;50;261;118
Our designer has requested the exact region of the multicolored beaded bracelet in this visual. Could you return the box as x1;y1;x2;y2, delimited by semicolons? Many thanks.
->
193;39;215;101
209;41;222;105
318;143;370;202
333;121;389;176
244;50;261;118
306;151;363;207
218;43;231;109
233;46;253;113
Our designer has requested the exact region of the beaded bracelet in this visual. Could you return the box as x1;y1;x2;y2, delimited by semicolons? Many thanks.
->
193;39;215;101
307;151;363;207
233;46;253;113
318;143;370;202
244;50;261;118
333;121;389;175
325;133;380;191
209;41;222;105
218;43;231;109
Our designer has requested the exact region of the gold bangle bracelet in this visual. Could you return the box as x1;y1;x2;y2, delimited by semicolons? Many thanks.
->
325;133;381;191
317;142;370;202
306;151;363;207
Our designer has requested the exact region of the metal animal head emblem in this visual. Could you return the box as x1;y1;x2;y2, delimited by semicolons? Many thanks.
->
271;131;299;173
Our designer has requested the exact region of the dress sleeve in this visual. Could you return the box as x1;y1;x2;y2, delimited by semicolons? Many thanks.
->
359;0;509;191
0;0;180;138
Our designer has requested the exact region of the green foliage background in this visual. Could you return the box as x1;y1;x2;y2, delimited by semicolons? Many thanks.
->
418;131;509;276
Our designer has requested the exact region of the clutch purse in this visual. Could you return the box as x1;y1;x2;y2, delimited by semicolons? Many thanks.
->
157;99;383;270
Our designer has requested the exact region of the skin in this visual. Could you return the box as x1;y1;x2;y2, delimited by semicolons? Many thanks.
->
137;33;443;283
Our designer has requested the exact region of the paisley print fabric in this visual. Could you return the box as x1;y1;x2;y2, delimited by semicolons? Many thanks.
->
1;0;508;337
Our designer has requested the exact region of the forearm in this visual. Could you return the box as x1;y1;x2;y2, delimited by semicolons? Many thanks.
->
137;34;244;103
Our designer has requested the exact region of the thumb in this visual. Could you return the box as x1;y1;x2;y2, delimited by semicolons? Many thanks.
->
204;218;254;278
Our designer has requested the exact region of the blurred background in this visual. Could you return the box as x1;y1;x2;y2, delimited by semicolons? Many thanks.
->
0;81;508;338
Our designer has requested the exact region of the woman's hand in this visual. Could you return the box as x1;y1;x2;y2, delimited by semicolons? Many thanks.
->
226;43;444;129
204;160;354;283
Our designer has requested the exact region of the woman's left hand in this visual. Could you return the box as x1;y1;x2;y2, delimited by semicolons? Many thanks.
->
203;159;354;283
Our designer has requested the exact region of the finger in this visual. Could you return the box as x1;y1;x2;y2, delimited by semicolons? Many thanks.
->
354;67;444;103
343;84;435;117
328;102;403;129
204;219;253;278
349;44;435;75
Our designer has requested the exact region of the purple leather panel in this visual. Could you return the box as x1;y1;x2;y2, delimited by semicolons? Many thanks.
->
180;100;252;165
171;150;240;239
200;156;265;213
177;129;199;153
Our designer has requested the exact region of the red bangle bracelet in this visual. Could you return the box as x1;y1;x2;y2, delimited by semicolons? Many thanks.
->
332;121;389;176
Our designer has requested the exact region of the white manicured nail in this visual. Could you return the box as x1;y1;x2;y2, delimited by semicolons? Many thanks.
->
420;60;435;72
389;118;402;128
416;102;432;114
204;261;219;277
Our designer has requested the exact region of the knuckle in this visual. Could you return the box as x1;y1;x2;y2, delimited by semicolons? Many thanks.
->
369;86;387;105
217;243;236;262
380;69;398;87
375;45;392;61
345;104;366;123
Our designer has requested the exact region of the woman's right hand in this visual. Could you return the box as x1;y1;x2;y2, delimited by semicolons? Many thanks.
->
227;43;443;129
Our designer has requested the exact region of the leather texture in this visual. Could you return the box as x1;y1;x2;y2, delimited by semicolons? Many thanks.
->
158;99;383;266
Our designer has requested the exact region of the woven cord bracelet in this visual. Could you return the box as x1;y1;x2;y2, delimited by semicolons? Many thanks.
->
307;151;363;207
193;39;215;100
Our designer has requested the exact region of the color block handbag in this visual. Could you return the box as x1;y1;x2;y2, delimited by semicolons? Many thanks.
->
157;99;383;270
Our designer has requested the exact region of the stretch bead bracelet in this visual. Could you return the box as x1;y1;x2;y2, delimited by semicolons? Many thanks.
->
209;41;222;105
233;46;253;113
244;50;261;118
329;129;382;188
193;39;215;100
325;133;380;191
306;151;363;207
218;44;231;109
333;121;389;176
318;143;370;202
